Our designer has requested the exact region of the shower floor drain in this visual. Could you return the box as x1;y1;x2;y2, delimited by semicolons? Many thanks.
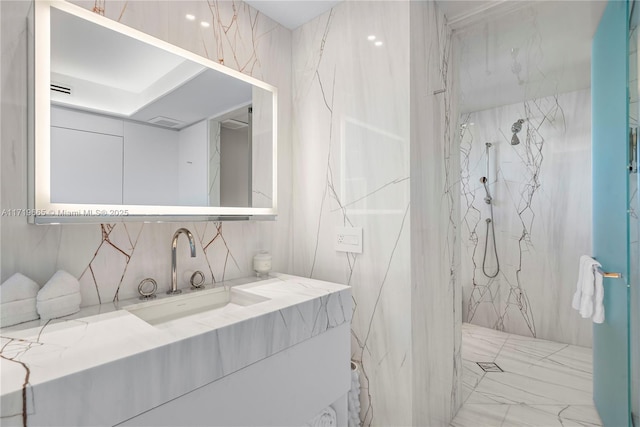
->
476;362;503;372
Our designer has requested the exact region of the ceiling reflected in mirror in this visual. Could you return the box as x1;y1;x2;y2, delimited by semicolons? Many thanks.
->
51;7;252;130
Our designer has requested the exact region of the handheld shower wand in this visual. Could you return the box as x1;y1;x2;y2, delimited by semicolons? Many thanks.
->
480;176;491;204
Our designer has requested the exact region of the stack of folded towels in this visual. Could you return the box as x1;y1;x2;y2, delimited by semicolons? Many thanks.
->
0;273;40;327
36;270;81;321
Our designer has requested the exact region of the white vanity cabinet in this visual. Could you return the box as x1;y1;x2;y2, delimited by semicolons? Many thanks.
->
121;324;350;427
0;275;351;426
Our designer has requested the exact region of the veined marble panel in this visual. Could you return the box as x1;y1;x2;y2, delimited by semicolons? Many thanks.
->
410;1;462;424
1;1;292;305
459;89;593;347
292;1;461;425
291;2;412;425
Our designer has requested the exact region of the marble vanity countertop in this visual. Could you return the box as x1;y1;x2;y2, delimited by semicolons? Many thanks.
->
0;273;351;427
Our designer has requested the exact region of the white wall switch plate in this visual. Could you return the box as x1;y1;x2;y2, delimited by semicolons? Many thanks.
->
335;226;363;253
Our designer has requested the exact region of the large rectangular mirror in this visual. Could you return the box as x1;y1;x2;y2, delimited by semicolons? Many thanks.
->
31;1;277;223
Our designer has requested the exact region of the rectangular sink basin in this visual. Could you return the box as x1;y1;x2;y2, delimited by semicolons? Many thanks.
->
124;286;269;325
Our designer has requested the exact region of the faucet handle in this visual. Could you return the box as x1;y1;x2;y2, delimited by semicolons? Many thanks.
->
138;278;158;300
190;271;205;289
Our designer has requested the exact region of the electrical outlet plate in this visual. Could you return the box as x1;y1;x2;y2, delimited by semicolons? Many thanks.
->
335;226;363;253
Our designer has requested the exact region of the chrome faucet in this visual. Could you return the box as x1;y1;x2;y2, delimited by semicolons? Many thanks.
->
168;228;196;295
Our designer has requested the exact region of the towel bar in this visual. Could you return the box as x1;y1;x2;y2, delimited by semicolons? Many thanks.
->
594;266;622;279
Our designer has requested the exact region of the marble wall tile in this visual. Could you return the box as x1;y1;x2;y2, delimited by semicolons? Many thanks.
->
291;3;412;425
1;1;292;305
292;1;461;425
208;122;221;206
459;89;593;347
410;1;462;424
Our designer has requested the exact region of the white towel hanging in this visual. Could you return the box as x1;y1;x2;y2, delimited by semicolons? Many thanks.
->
572;255;604;322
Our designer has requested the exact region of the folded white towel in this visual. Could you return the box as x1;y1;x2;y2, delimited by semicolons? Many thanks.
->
307;406;337;427
593;269;605;324
37;270;80;301
0;298;39;327
1;273;39;304
37;293;81;321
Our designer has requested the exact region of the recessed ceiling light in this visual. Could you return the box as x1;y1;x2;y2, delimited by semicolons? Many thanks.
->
185;14;195;21
367;35;376;41
200;21;210;28
374;41;383;47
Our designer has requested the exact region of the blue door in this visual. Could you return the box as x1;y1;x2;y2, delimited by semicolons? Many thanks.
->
592;1;631;426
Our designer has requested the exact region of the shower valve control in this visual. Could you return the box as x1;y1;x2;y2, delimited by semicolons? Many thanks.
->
335;227;363;253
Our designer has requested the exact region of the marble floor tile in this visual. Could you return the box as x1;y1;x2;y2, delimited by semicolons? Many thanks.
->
466;371;593;405
450;404;510;427
452;323;602;426
494;341;592;394
461;323;510;362
501;405;602;427
462;359;487;403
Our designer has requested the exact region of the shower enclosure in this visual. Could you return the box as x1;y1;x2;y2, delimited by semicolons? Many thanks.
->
456;0;635;424
456;0;595;344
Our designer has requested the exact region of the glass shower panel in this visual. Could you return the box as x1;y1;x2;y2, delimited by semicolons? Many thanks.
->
630;2;639;425
592;0;630;425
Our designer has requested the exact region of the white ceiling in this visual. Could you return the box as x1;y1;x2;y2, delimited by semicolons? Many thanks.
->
436;0;509;28
454;0;607;113
244;0;508;31
244;0;340;29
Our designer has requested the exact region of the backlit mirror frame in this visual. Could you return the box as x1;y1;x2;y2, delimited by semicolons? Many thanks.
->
31;0;277;223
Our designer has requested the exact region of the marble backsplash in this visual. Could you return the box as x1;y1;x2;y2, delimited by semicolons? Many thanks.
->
0;0;292;304
459;89;593;347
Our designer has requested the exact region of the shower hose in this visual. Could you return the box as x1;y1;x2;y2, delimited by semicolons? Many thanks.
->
482;202;500;278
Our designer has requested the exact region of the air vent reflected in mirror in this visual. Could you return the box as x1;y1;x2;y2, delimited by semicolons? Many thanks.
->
221;119;248;130
148;116;184;128
50;82;71;95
